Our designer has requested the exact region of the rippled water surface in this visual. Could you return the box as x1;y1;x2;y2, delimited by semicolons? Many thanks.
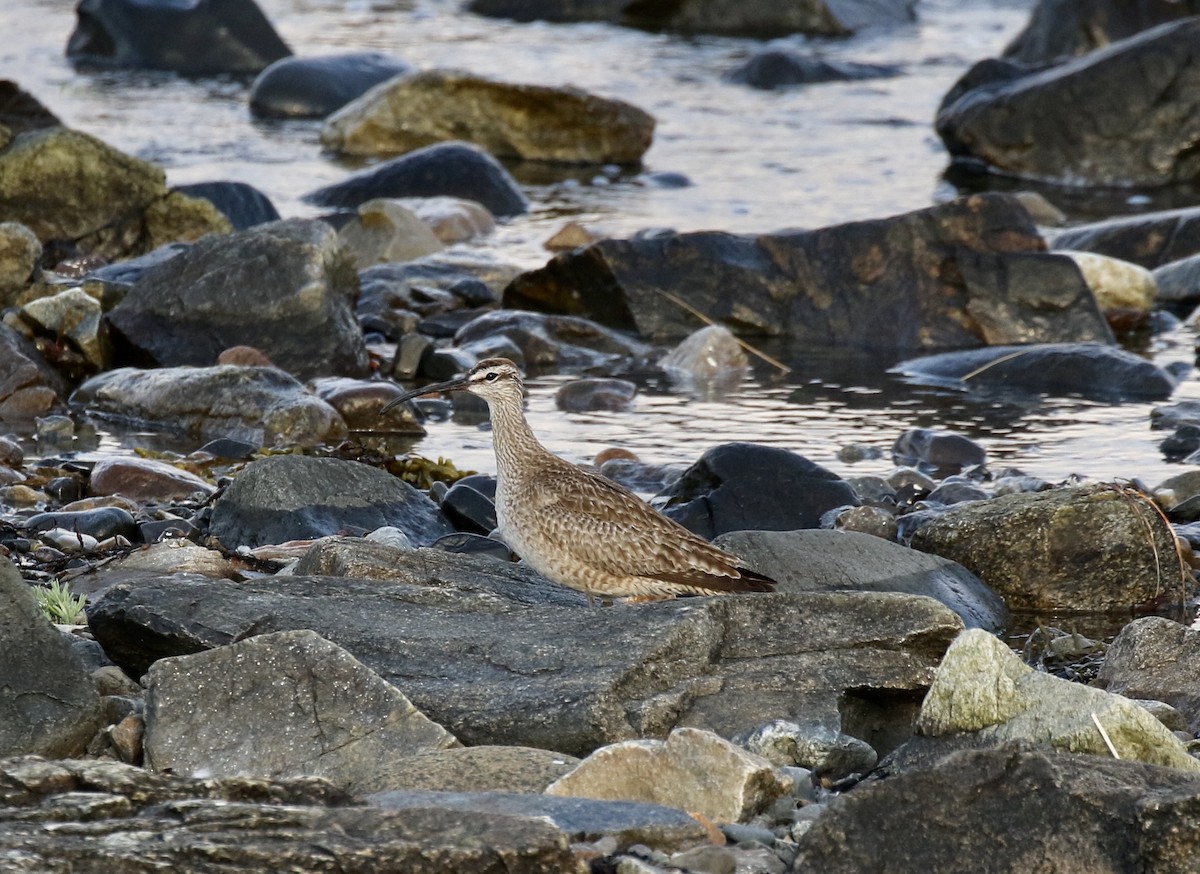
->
5;0;1200;485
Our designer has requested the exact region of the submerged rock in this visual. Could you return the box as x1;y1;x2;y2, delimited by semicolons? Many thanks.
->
454;309;651;372
335;198;444;267
250;52;409;119
726;50;900;89
1052;205;1200;269
659;324;748;398
175;180;280;230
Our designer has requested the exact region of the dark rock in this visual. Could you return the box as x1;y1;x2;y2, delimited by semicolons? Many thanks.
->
89;457;215;503
924;481;991;506
0;756;578;872
310;376;425;433
910;483;1193;612
442;475;499;534
725;50;900;90
174;181;280;230
892;343;1182;402
793;746;1200;873
0;559;105;756
1154;253;1200;311
89;575;962;757
1054;206;1200;270
891;428;986;476
940;19;1200;187
67;0;291;75
208;455;454;549
25;507;137;542
105;219;368;380
304;141;528;217
1095;616;1200;734
0;80;60;133
1160;425;1200;462
431;531;514;560
1003;0;1200;66
555;378;637;412
0;322;69;418
250;52;409;118
659;443;859;539
504;194;1111;347
371;789;707;852
455;309;651;371
714;528;1007;632
139;518;200;543
70;365;348;447
144;629;459;793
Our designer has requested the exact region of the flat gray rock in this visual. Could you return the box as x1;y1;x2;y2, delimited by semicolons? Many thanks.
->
372;745;580;793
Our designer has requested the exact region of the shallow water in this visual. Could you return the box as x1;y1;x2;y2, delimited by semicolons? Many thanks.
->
5;0;1200;487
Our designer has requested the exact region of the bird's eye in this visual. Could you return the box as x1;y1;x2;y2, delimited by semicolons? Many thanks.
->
485;372;499;381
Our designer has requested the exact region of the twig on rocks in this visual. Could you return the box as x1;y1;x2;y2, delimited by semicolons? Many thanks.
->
1090;712;1120;759
655;289;791;374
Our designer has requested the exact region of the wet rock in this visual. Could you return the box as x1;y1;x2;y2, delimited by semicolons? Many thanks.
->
398;196;496;244
1053;205;1200;270
659;443;859;538
0;221;40;303
175;180;280;230
1061;250;1158;326
365;745;579;793
910;483;1192;612
714;528;1006;632
0;80;60;133
67;0;291;74
89;577;961;758
925;481;990;506
312;377;425;433
1095;616;1200;734
371;789;707;852
26;506;136;542
145;629;459;793
0;322;69;418
546;727;792;822
89;457;215;503
323;69;655;165
830;504;898;540
1154;253;1200;311
432;531;513;560
555;378;637;412
913;628;1200;772
441;475;499;534
725;50;900;90
545;221;599;251
455;309;651;371
106;219;368;379
208;454;454;549
892;342;1183;402
737;720;877;780
891;428;986;476
250;52;409;118
505;194;1111;347
467;0;915;38
335;198;444;267
71;365;348;447
305;141;528;217
1003;0;1196;65
0;559;104;756
16;285;106;369
938;20;1200;187
794;746;1200;873
659;325;748;398
0;757;578;872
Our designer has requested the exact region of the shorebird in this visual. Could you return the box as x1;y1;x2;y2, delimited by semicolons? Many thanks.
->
380;358;776;602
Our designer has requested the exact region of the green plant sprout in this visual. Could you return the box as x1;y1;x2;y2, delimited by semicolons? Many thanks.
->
34;579;87;625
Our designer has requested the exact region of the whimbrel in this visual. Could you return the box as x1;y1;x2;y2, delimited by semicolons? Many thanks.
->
381;358;776;601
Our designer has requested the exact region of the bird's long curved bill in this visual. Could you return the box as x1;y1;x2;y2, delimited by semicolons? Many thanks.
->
379;375;469;415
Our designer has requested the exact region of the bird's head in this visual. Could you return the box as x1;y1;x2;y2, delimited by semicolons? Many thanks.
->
380;357;525;414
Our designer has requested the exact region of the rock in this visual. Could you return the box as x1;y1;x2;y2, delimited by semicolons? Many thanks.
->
0;559;104;756
910;484;1193;612
454;309;651;371
371;789;707;852
70;365;348;447
395;196;496;244
1053;205;1200;270
208;454;454;549
714;529;1007;632
545;221;599;251
546;727;792;822
555;378;637;412
794;745;1200;873
174;180;280;230
0;221;40;303
0;80;61;133
89;577;962;758
1061;251;1158;325
891;428;986;476
16;286;105;369
1095;616;1200;734
939;19;1200;187
504;194;1112;347
440;475;499;534
106;219;368;379
725;50;900;90
305;141;528;217
25;507;136;542
74;541;238;600
67;0;291;74
467;0;915;38
1004;0;1196;65
321;69;655;165
0;322;68;418
144;629;459;793
1154;253;1200;311
737;720;877;779
311;376;426;433
892;343;1183;402
659;443;859;539
366;745;579;793
913;628;1200;772
659;325;748;398
0;757;579;872
89;457;215;503
336;198;444;266
250;52;409;118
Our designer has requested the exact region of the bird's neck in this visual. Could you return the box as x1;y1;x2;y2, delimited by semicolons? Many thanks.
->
487;396;548;483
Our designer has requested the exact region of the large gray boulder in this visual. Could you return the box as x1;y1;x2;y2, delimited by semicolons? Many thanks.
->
106;219;368;380
504;194;1113;347
88;572;963;758
0;560;104;757
1003;0;1200;65
1095;616;1200;734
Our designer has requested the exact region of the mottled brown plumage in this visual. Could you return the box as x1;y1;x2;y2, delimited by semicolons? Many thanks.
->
381;358;776;601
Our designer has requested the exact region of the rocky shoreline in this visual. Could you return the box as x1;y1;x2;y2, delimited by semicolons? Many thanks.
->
7;0;1200;871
